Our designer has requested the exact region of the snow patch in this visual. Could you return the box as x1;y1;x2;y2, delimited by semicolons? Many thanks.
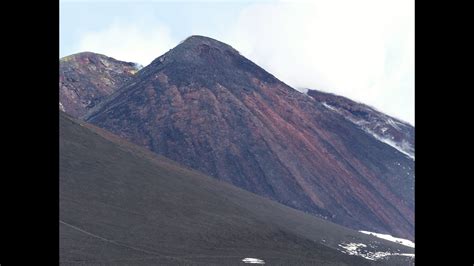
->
363;129;414;160
359;231;414;248
338;242;414;261
321;102;339;112
387;118;401;130
242;258;265;264
59;102;65;112
338;242;367;252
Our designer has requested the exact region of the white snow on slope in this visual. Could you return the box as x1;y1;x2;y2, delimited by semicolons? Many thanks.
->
387;118;401;130
338;242;367;252
242;258;265;264
338;242;414;261
320;101;414;160
321;102;339;112
363;129;415;160
359;231;415;248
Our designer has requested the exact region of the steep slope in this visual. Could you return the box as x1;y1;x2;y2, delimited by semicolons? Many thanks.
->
60;112;414;265
84;35;414;240
306;89;414;159
59;52;141;118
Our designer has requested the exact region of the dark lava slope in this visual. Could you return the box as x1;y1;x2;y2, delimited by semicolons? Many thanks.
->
60;111;414;265
60;52;140;118
83;35;414;240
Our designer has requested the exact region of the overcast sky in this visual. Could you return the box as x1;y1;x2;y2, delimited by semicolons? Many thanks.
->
60;0;414;125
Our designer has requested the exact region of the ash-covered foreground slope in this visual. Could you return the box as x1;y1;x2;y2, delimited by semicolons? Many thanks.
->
60;52;141;118
60;112;414;265
83;35;414;240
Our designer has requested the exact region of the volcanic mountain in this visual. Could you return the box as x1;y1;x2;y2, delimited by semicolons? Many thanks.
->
60;111;414;265
80;35;414;240
60;52;141;118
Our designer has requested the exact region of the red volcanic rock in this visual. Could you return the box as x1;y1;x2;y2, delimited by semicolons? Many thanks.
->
84;36;414;240
59;52;141;118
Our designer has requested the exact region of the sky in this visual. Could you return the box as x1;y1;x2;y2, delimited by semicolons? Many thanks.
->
60;0;414;125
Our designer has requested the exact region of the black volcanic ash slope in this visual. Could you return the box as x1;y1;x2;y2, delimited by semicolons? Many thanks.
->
60;111;414;265
83;35;414;240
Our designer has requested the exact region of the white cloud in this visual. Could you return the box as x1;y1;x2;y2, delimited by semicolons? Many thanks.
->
77;20;176;66
221;0;414;124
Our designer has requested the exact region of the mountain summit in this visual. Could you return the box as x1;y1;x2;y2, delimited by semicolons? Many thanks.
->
124;35;279;91
78;36;414;240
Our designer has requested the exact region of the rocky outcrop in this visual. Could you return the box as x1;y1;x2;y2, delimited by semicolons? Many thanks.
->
59;52;141;118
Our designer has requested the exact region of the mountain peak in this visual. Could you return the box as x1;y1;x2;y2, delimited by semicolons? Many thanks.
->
149;35;239;66
139;35;278;87
182;34;222;43
179;35;237;51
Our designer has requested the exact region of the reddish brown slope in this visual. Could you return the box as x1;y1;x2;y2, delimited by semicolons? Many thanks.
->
84;36;414;240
